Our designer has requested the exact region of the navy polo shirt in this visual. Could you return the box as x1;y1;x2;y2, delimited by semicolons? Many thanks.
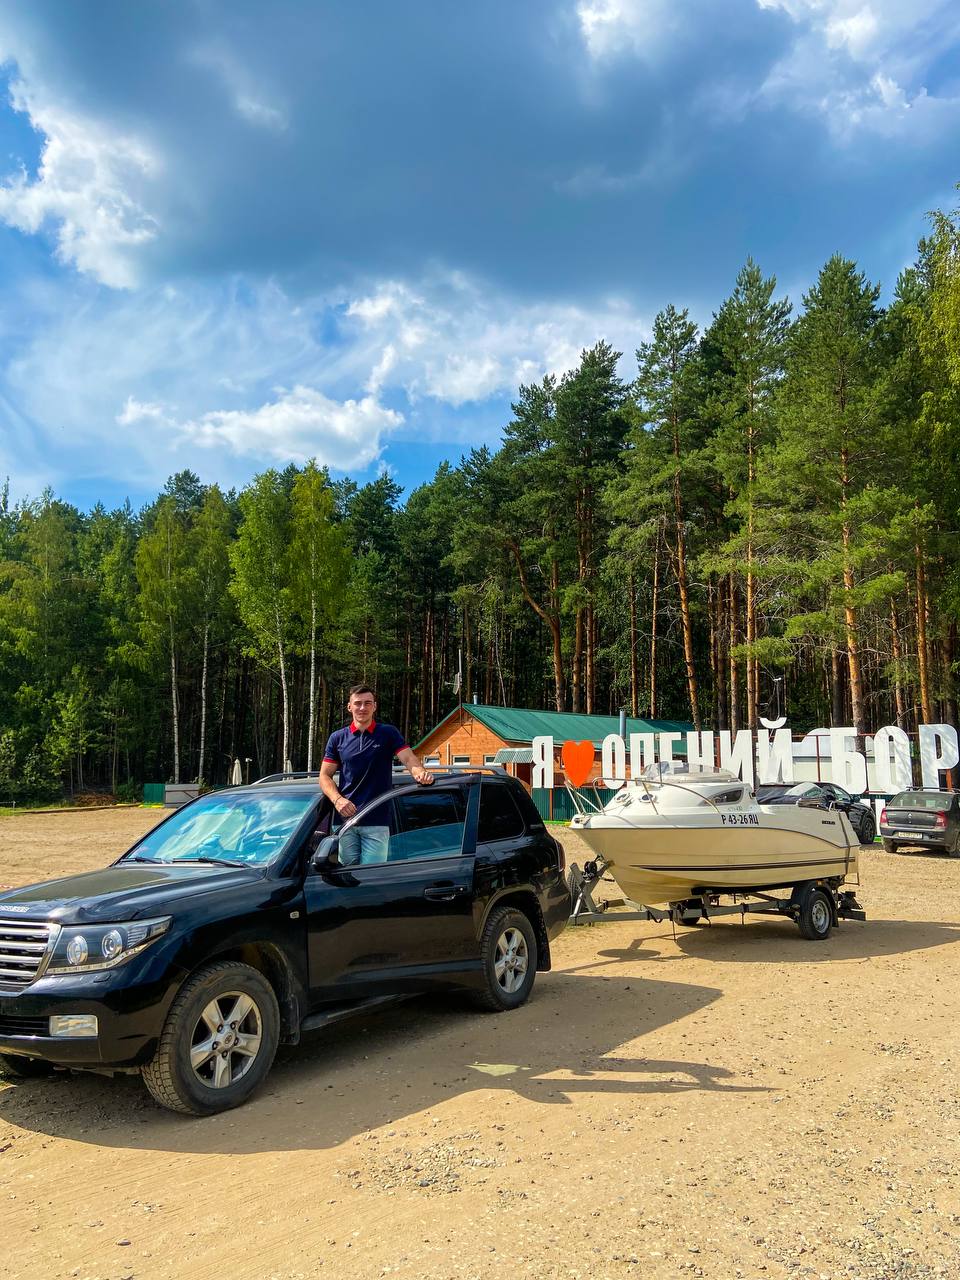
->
323;720;408;825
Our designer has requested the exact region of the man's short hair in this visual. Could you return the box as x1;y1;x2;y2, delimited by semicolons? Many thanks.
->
348;684;376;700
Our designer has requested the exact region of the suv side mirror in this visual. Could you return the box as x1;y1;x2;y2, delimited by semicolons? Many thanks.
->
311;835;341;870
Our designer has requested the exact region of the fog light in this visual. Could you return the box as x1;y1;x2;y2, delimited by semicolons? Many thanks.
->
48;1015;98;1038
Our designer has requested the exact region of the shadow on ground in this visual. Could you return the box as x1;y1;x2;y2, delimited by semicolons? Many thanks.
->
0;969;762;1154
668;916;960;961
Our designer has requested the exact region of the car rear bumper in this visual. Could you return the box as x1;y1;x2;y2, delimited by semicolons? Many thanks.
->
880;826;951;850
542;878;570;941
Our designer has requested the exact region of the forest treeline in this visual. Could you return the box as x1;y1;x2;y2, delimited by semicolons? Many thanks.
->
3;208;960;799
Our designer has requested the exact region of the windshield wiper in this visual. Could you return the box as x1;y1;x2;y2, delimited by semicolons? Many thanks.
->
177;856;252;869
124;855;163;864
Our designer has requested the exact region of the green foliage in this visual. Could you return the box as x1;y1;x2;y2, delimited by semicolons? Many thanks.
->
5;205;960;793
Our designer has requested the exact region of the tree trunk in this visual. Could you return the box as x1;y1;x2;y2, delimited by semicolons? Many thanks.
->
890;598;907;730
830;648;844;727
306;595;317;771
916;546;933;723
945;623;958;729
674;528;700;731
728;575;739;733
198;621;209;783
585;601;595;715
168;613;180;784
628;570;639;719
509;541;565;711
649;530;660;719
274;601;289;770
572;610;583;714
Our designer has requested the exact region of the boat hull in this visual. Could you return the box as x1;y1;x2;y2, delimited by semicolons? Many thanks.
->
572;808;858;906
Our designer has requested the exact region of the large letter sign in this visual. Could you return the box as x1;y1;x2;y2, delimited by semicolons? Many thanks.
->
757;718;795;785
829;728;868;795
718;730;755;787
601;733;627;786
531;735;554;789
918;724;959;789
873;726;912;794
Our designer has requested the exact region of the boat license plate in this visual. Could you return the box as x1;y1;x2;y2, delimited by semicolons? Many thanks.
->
721;813;759;826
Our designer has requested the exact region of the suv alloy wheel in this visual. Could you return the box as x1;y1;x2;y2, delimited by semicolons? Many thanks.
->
471;905;538;1012
142;961;280;1116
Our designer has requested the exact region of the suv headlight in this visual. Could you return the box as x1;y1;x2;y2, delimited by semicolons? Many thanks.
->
47;917;171;975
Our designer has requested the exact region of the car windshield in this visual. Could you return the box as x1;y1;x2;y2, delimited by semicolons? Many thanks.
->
890;792;950;811
781;784;821;798
123;792;318;866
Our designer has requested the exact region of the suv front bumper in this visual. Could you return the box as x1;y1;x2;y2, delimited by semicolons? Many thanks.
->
0;958;178;1070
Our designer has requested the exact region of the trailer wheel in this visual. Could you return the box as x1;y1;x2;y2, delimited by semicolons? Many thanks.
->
672;900;703;925
797;887;833;941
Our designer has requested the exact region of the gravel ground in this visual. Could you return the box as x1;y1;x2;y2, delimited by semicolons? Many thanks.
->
1;808;959;1280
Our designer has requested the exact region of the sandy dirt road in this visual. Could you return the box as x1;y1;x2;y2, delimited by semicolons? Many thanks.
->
1;807;959;1280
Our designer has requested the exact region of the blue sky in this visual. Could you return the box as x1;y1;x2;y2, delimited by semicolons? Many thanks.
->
0;0;958;511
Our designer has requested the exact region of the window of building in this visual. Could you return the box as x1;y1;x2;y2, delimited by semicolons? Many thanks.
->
452;754;471;765
477;781;525;842
424;755;441;764
483;754;498;765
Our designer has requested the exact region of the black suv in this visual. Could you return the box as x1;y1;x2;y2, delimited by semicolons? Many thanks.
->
756;781;876;844
0;769;568;1115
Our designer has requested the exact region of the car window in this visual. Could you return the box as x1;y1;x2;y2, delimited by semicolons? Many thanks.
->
126;792;318;865
829;785;852;803
477;782;524;841
890;792;949;810
385;788;468;862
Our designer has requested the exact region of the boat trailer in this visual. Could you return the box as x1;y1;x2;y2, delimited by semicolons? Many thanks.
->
567;857;866;941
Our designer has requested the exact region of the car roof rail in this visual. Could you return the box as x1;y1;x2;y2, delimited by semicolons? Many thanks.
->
251;764;509;786
252;770;321;784
392;764;508;777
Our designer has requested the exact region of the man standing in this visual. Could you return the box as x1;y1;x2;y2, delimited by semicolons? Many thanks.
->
319;684;434;864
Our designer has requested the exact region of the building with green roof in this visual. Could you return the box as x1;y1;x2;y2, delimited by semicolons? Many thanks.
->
415;702;692;784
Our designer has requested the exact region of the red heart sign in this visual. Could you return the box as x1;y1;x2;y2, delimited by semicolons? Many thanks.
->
562;740;595;788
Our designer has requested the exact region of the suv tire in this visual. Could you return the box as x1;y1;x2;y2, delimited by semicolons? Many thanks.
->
471;906;538;1013
857;812;876;844
142;961;280;1116
0;1052;54;1079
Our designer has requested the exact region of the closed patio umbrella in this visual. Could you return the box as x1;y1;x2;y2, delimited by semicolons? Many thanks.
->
231;758;243;786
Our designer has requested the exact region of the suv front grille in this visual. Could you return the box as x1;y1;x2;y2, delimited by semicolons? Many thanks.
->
0;919;57;988
0;1014;49;1037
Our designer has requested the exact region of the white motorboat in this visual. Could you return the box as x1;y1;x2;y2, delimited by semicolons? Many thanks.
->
568;767;859;907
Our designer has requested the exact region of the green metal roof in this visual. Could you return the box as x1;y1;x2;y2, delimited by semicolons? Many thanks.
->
419;703;693;749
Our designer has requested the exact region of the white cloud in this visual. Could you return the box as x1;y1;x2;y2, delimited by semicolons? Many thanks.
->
576;0;677;61
1;269;650;493
345;274;646;407
178;386;401;468
117;396;170;426
756;0;960;138
0;81;160;287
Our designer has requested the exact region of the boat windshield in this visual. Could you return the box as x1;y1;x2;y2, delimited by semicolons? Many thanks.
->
640;763;740;784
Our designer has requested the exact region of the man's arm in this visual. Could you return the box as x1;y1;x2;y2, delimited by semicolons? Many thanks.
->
319;759;357;818
397;746;434;785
